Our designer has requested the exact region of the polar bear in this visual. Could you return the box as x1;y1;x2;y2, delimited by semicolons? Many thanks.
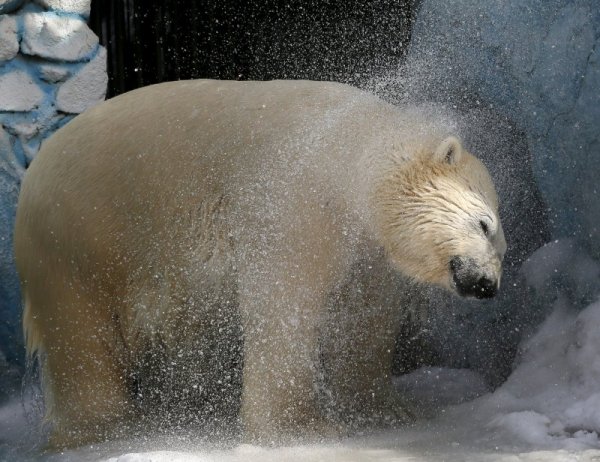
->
14;80;506;448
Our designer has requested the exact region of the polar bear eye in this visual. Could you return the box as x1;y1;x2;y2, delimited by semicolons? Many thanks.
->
480;220;490;237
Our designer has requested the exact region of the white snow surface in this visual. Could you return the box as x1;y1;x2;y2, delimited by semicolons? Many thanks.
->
3;240;600;461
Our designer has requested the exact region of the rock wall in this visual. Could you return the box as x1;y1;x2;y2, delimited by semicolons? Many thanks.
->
0;0;107;370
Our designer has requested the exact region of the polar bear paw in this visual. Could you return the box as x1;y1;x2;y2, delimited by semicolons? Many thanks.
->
243;414;348;445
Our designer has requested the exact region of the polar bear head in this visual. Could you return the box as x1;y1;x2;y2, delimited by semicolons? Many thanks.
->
375;136;506;299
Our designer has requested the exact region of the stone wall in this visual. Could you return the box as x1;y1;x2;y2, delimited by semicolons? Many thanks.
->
0;0;106;372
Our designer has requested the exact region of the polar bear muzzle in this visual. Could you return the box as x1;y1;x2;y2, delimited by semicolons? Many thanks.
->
449;256;498;299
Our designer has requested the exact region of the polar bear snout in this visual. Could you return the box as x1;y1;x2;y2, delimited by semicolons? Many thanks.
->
450;256;499;299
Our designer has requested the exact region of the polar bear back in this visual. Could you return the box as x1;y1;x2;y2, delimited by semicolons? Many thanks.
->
18;79;441;263
14;81;369;346
16;79;457;352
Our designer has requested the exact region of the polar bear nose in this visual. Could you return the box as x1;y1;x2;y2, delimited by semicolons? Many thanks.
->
450;256;498;299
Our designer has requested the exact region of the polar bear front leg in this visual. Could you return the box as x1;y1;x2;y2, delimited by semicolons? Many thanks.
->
26;270;136;449
321;260;422;428
237;217;349;443
238;263;345;443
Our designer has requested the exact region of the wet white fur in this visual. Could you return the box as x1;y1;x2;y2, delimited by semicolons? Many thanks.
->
15;80;505;447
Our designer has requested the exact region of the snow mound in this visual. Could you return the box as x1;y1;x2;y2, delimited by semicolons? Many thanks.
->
438;239;600;451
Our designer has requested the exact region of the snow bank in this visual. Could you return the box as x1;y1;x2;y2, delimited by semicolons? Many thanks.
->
444;298;600;451
425;239;600;453
478;243;600;450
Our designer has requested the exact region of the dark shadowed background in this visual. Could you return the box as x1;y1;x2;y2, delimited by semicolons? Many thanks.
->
89;0;413;97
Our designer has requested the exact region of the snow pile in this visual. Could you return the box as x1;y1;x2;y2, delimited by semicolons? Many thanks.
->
473;240;600;450
379;245;600;454
442;299;600;451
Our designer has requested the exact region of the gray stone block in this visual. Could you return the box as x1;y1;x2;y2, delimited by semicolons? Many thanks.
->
57;47;107;113
0;16;18;62
0;70;45;111
21;12;98;61
34;0;91;18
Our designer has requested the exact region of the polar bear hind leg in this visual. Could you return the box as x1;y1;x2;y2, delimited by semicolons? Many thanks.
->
24;264;135;448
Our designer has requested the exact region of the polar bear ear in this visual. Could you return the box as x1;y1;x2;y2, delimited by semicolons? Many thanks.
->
433;136;463;165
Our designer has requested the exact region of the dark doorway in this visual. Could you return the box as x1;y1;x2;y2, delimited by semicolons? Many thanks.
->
89;0;413;98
